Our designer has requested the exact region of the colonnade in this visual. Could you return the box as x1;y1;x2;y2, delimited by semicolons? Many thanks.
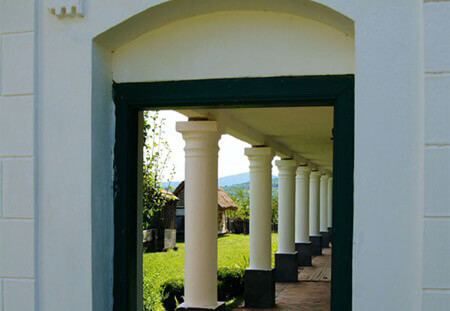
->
176;120;333;310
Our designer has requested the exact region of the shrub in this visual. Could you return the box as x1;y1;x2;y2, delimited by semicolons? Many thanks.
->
217;267;244;301
161;268;245;310
161;278;184;311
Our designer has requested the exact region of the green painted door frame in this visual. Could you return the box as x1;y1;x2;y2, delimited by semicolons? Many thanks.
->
112;75;354;311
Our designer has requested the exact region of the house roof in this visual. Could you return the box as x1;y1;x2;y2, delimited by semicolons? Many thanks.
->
217;188;238;211
161;189;179;201
173;181;238;211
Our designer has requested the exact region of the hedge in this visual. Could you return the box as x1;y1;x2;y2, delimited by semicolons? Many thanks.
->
161;267;245;310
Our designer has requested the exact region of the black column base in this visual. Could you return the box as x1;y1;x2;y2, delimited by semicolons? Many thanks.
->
275;252;298;282
176;302;226;311
320;231;330;248
244;268;275;308
328;227;332;243
295;242;312;266
310;235;322;256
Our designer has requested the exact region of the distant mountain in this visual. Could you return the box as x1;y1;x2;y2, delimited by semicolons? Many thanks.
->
162;172;275;190
223;177;279;196
161;181;180;190
218;172;249;187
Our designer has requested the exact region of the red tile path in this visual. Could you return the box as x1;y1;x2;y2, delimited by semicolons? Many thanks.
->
234;248;332;311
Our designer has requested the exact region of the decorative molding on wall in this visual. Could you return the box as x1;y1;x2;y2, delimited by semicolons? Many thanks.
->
48;0;84;18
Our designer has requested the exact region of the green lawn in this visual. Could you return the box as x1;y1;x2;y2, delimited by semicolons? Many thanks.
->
143;233;278;310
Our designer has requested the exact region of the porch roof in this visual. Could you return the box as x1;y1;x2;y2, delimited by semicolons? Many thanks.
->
178;106;333;173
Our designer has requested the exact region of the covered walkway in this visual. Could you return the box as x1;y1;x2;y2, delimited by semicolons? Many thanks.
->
172;102;338;309
235;248;331;311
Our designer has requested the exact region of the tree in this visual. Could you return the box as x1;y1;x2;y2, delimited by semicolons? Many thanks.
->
226;188;250;220
142;111;175;230
271;195;278;224
225;187;278;225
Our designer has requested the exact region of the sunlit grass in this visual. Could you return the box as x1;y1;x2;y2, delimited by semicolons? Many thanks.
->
143;233;278;310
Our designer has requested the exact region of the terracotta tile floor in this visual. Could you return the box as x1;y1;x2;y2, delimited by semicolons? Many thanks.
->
235;248;332;311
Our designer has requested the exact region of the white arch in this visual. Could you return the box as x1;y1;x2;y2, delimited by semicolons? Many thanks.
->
94;0;354;50
111;10;354;82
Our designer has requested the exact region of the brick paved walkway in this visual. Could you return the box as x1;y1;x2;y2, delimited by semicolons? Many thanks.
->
235;248;332;311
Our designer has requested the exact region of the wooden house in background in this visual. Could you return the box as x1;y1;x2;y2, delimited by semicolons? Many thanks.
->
143;190;178;252
173;181;238;239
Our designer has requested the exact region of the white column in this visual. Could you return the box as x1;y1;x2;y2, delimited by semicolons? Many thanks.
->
327;177;333;229
245;147;274;270
295;166;311;243
309;171;321;237
176;121;221;308
276;159;297;254
320;174;329;233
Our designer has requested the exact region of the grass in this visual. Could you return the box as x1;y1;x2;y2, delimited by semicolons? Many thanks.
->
143;233;278;310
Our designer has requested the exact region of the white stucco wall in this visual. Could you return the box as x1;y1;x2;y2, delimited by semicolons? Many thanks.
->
112;11;354;82
2;0;445;310
423;1;450;309
0;0;36;310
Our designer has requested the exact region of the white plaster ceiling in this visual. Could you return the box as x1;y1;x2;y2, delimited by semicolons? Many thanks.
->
178;107;334;172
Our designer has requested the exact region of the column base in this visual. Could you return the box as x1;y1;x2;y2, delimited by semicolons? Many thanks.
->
176;302;226;311
295;242;312;266
328;227;332;243
244;268;275;308
310;235;322;256
275;252;298;282
320;231;330;248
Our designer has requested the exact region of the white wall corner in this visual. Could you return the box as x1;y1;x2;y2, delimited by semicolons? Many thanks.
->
48;0;84;18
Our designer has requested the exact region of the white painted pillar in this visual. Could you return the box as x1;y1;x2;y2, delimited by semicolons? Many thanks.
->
327;177;333;229
309;171;321;237
245;147;274;270
295;166;311;243
320;174;329;233
176;121;222;308
276;159;297;254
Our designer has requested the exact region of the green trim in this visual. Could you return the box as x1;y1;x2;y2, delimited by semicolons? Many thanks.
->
113;75;354;311
331;84;354;311
113;100;139;311
113;75;354;109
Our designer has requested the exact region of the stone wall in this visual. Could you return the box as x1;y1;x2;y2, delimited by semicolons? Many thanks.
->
423;1;450;309
0;1;36;310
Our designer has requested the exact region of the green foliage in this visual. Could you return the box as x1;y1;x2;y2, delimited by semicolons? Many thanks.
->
142;111;175;230
217;267;245;301
226;188;250;220
222;177;279;193
161;278;184;311
143;234;278;310
160;267;245;310
224;184;279;224
271;195;278;224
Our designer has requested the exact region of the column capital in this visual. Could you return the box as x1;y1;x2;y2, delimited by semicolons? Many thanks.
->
245;147;274;172
244;146;274;158
310;170;321;180
176;121;221;158
275;159;297;169
320;174;330;182
296;166;311;176
276;160;297;179
176;120;219;133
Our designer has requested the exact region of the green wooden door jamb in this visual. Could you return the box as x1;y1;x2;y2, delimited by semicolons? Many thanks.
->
113;75;354;311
